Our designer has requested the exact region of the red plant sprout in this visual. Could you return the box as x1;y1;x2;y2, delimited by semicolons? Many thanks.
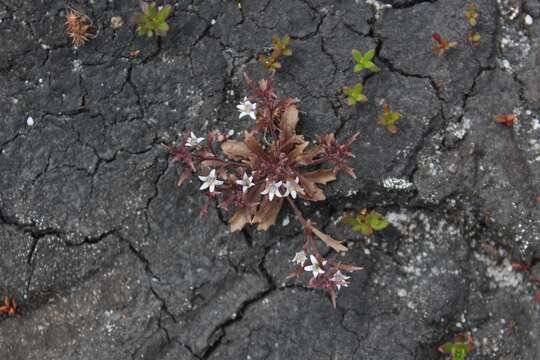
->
164;75;362;306
432;32;457;56
0;295;17;315
495;114;517;127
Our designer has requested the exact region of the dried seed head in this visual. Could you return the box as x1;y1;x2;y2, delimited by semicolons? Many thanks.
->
65;8;94;46
110;16;124;29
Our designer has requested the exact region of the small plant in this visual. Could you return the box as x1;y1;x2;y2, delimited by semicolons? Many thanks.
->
465;3;481;46
259;35;293;71
352;49;379;74
343;83;367;106
438;333;474;360
164;75;362;307
432;33;457;56
378;104;401;134
134;2;173;37
65;8;94;46
235;0;242;9
468;31;481;46
495;113;517;126
343;209;389;236
0;295;17;316
464;3;478;26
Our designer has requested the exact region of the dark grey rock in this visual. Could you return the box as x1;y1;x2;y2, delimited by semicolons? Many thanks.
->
1;0;539;359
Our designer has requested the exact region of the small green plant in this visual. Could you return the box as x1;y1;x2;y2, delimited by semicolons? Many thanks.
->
378;104;401;134
343;209;389;236
259;35;293;71
343;83;367;106
352;49;379;74
464;3;478;26
134;2;173;37
438;333;474;360
464;3;481;46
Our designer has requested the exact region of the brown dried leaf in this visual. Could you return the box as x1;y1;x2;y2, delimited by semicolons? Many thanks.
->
336;263;363;272
244;131;265;158
310;225;348;252
177;169;193;187
253;198;284;231
221;140;253;161
229;208;251;232
302;169;336;184
281;104;299;134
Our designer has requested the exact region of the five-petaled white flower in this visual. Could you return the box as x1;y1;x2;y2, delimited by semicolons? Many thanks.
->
331;270;350;290
261;180;283;201
235;172;255;193
199;169;223;193
236;97;257;120
283;177;304;199
304;255;327;278
186;132;205;147
291;251;308;266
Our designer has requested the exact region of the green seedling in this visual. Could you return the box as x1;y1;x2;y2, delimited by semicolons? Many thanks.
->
438;333;474;360
352;49;379;74
134;2;173;37
378;104;401;134
259;35;293;71
343;209;389;236
343;83;367;106
464;3;478;26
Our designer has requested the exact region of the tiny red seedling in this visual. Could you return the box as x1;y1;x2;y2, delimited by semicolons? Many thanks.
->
0;295;17;316
432;33;457;56
495;114;517;126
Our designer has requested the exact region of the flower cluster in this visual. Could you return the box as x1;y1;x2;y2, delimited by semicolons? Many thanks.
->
164;75;362;306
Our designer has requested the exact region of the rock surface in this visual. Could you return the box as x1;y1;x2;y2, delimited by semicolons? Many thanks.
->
1;0;539;359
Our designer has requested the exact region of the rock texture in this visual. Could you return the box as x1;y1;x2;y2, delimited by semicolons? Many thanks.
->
0;0;539;359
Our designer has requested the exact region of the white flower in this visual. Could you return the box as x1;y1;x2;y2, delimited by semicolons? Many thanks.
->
330;270;350;290
186;132;205;147
331;270;350;290
261;181;282;201
291;251;307;266
236;97;257;120
235;172;255;193
283;177;304;199
304;255;327;278
199;169;223;193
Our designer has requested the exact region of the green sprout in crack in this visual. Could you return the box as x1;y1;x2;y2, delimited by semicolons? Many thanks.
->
259;35;293;71
343;209;389;236
134;2;173;37
235;0;242;9
343;83;367;106
438;333;474;360
378;104;401;134
352;49;379;74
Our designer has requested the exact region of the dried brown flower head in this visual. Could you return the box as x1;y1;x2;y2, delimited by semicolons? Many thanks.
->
65;8;94;46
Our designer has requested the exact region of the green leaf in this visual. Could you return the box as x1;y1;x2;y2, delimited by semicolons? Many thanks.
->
353;63;364;73
282;48;293;56
353;223;372;235
159;5;173;19
367;212;389;230
439;342;455;354
365;49;375;60
352;49;362;63
366;62;380;73
147;4;158;18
